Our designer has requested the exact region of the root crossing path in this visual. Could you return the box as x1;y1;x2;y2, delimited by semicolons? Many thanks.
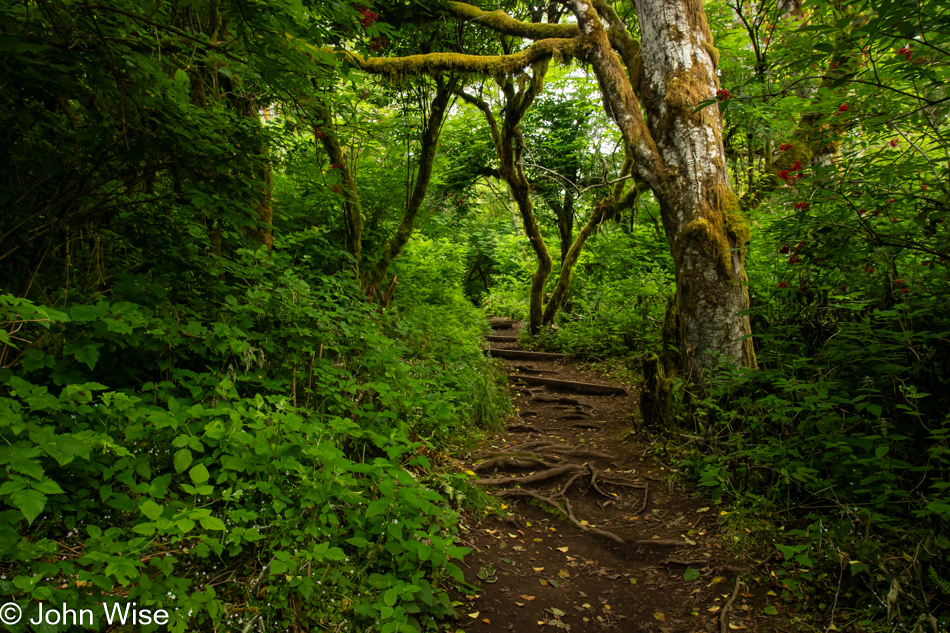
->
454;320;767;632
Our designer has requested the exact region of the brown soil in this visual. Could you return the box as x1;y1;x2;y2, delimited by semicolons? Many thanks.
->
451;322;780;633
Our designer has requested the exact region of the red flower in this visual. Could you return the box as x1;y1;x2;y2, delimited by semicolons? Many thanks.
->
779;143;793;151
779;244;790;254
888;198;895;203
901;288;910;294
794;201;809;210
840;285;847;291
894;278;904;285
778;282;788;288
864;265;875;274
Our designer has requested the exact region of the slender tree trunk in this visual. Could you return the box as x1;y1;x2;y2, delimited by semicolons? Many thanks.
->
363;78;454;298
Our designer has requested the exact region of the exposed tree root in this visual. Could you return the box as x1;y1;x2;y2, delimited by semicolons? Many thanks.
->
505;424;541;433
473;456;558;472
474;463;584;485
572;422;604;429
589;467;615;499
496;489;624;543
560;472;585;497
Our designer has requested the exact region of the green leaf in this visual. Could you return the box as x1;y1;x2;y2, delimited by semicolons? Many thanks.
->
174;449;193;473
764;605;778;615
683;568;701;581
199;515;226;531
384;588;397;607
189;463;209;484
140;499;163;520
11;488;47;524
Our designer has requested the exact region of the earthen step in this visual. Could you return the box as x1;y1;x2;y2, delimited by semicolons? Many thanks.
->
486;335;519;342
488;318;518;329
509;374;628;396
488;349;566;361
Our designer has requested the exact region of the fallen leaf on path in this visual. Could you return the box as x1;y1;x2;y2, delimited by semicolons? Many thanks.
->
557;547;569;552
697;507;710;512
520;595;536;601
467;612;479;618
708;606;721;612
533;567;545;572
654;612;666;621
516;602;524;607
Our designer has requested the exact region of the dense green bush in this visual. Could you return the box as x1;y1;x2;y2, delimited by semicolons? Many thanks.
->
0;238;504;631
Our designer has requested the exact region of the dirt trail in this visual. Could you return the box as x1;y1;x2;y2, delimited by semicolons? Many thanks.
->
453;321;770;632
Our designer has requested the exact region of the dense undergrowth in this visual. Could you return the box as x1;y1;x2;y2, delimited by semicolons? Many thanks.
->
0;231;508;632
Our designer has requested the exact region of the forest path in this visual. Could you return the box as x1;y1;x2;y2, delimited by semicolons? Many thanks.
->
453;320;771;633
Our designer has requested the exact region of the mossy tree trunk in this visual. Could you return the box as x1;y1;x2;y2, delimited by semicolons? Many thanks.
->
569;0;755;378
458;62;552;335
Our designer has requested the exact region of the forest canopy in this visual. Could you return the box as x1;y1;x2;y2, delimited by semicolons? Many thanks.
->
1;0;949;631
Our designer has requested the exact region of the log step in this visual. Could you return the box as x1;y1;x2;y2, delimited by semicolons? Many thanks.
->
509;374;628;396
488;318;519;329
489;349;566;361
486;335;518;342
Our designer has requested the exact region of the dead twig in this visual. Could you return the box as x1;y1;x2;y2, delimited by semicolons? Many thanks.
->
720;577;742;633
634;539;694;547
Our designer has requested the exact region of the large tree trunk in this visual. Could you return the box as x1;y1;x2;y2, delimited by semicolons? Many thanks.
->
571;0;755;377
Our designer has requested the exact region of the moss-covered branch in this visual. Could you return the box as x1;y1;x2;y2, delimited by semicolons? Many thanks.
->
339;38;578;80
444;2;580;40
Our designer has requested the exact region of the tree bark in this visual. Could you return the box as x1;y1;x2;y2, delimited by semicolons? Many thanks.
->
570;0;755;377
362;77;455;298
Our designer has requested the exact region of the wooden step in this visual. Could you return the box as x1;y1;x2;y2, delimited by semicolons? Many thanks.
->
486;335;518;342
509;374;628;396
488;318;519;329
489;348;566;361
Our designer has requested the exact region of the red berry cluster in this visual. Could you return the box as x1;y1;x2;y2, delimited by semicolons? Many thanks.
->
785;242;804;264
778;281;789;289
778;160;806;184
329;163;342;169
835;103;849;115
314;129;327;139
357;7;378;28
368;36;387;52
716;88;731;100
778;143;793;151
331;185;342;194
794;201;809;210
890;138;899;147
897;47;913;60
